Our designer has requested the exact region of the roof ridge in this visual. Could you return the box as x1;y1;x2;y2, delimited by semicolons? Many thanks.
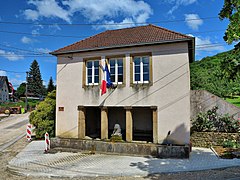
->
99;24;146;34
149;24;192;38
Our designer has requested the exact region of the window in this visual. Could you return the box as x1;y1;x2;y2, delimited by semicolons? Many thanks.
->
109;58;123;84
86;60;99;85
133;56;150;83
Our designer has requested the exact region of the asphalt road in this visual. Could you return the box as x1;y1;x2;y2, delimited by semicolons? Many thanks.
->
0;113;30;152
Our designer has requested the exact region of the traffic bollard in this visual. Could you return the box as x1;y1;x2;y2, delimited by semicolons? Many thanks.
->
44;132;50;152
26;124;32;141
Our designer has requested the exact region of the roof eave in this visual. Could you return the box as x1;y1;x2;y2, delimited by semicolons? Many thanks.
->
50;38;194;56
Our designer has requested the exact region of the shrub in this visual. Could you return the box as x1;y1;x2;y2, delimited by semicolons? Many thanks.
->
191;107;216;132
223;140;240;148
218;115;240;133
29;90;56;139
110;135;123;142
191;106;240;133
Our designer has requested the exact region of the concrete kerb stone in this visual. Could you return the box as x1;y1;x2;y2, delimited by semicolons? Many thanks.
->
7;141;240;178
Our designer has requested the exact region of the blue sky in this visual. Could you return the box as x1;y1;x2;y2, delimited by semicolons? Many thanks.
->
0;0;235;89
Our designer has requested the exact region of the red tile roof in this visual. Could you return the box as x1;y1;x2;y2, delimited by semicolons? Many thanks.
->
51;24;194;55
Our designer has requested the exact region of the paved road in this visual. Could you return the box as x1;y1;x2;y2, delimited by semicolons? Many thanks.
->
0;113;30;151
8;141;240;178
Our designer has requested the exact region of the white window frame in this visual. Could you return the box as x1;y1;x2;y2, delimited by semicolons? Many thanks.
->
133;56;149;84
109;58;123;85
86;60;99;85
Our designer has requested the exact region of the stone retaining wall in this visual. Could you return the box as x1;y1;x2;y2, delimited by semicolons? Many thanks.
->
191;90;240;120
191;132;240;148
51;138;189;158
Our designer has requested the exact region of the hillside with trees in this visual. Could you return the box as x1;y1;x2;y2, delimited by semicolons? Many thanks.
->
190;48;240;99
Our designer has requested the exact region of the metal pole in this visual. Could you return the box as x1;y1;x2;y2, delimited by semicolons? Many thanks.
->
25;71;28;112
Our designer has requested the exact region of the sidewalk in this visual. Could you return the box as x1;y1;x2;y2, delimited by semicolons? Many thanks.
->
8;141;240;178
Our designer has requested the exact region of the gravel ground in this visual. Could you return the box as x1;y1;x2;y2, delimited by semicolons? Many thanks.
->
1;137;240;180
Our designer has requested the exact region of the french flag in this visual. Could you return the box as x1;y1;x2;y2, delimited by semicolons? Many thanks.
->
100;61;113;95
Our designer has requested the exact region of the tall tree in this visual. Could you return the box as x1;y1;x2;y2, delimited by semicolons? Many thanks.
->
28;60;44;97
219;0;240;45
219;1;240;80
47;76;55;93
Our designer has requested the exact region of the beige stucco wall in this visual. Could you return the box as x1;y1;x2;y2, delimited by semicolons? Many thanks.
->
56;42;191;144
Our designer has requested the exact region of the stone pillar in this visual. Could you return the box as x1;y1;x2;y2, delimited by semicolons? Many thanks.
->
125;106;133;142
101;107;108;139
151;106;158;143
77;106;86;139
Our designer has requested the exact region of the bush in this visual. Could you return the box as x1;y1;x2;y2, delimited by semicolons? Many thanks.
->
29;90;56;139
191;106;240;133
223;140;240;148
110;135;123;142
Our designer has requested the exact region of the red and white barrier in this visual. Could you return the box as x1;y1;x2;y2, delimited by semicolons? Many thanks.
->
44;132;50;152
26;124;32;141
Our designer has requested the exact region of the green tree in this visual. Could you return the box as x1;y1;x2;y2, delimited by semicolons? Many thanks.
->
219;0;240;45
28;60;44;97
15;83;26;98
220;47;240;80
190;49;240;97
47;76;55;93
29;90;56;138
219;1;240;80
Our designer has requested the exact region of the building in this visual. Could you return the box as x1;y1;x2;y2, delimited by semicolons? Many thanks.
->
0;76;10;103
51;24;195;145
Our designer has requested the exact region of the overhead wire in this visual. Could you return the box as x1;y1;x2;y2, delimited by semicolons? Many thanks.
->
0;68;26;74
0;30;90;39
0;16;219;26
0;29;226;39
0;47;47;55
0;43;229;58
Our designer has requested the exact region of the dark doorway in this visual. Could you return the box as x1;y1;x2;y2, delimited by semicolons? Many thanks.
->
85;107;101;139
132;107;153;142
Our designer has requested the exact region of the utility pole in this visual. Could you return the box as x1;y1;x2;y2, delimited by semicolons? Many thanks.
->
25;71;29;112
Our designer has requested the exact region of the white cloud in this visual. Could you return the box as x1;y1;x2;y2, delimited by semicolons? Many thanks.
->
95;18;136;30
8;78;25;89
184;14;203;30
0;49;24;61
15;74;22;78
64;0;152;22
188;34;225;52
35;48;51;54
43;80;47;86
31;24;44;36
24;0;72;23
21;36;37;44
196;37;225;51
31;29;40;36
49;23;61;31
164;0;197;14
24;9;39;20
23;0;152;29
0;70;7;76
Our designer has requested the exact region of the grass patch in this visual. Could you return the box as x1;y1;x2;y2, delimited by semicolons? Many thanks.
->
226;96;240;107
